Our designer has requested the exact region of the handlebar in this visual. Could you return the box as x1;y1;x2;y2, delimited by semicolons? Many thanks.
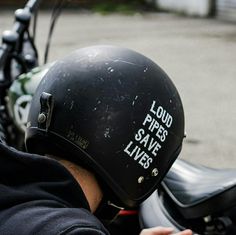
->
26;0;42;12
0;0;41;85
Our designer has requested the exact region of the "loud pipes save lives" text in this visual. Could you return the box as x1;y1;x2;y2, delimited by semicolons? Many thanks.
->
124;100;173;169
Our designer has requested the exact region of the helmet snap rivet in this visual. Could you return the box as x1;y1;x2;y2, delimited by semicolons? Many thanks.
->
138;176;144;184
152;168;159;177
38;113;46;123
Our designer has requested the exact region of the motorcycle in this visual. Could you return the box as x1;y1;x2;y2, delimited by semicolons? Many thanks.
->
139;159;236;235
0;1;236;234
0;0;60;148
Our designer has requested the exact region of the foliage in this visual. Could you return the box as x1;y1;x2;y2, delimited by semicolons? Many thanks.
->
90;0;150;15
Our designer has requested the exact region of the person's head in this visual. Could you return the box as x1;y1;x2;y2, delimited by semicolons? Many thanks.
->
25;45;185;209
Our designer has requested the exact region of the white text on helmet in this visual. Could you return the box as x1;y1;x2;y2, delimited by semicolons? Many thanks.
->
123;101;173;170
150;101;173;128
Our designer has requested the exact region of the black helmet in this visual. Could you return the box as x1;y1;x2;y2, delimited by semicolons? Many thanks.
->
25;45;185;208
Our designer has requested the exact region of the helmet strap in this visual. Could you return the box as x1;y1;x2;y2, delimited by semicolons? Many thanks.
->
94;197;124;224
37;92;54;132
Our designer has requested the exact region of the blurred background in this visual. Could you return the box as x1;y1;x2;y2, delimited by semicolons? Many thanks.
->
1;0;236;168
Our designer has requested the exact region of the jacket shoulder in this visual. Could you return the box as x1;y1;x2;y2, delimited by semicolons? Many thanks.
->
0;201;109;235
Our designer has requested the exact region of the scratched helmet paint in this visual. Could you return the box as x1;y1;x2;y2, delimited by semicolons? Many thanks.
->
25;45;185;208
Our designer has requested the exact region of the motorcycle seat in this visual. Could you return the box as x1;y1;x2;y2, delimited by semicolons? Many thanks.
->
162;159;236;219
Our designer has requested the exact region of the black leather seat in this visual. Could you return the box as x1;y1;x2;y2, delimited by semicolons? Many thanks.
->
162;159;236;218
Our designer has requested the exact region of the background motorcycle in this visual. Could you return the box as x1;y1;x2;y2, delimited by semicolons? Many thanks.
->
0;0;59;148
0;1;236;234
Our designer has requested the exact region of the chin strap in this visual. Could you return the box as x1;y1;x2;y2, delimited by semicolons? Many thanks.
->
94;198;124;224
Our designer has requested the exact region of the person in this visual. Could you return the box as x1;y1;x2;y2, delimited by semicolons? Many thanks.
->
0;45;192;235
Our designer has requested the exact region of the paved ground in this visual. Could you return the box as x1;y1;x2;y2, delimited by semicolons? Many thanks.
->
1;9;236;168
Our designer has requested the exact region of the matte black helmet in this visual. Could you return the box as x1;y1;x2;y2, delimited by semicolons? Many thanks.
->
25;45;185;208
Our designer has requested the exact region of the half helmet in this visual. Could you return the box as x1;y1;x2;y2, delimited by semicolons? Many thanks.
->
25;45;185;208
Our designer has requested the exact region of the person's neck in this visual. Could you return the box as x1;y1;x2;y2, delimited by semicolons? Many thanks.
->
59;159;103;213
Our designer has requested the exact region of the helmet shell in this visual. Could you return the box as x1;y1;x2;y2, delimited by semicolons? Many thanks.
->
25;45;184;207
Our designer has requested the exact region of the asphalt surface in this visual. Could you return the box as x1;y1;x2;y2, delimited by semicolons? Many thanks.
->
1;9;236;169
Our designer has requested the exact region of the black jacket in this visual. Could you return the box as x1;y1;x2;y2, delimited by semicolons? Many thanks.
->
0;142;109;235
